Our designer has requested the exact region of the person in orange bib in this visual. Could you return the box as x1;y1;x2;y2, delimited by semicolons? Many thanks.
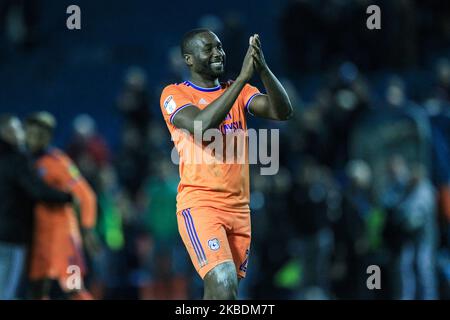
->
25;112;98;300
160;29;293;299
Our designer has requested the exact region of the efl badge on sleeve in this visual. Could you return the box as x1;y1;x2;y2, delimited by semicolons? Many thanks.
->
164;95;177;114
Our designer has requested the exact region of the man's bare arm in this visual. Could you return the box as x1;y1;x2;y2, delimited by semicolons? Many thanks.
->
248;34;293;121
173;44;255;134
173;78;247;134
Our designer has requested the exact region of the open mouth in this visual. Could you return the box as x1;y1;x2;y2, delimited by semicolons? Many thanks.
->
210;61;223;68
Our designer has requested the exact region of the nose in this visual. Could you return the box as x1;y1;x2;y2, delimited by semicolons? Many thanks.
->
212;47;223;58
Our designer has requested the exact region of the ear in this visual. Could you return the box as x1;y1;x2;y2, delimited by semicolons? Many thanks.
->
184;54;193;67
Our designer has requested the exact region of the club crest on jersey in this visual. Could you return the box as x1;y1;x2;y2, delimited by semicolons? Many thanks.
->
164;95;177;114
208;238;220;251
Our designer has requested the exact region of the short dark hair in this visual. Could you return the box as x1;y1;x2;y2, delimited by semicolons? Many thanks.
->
181;28;211;56
25;111;56;133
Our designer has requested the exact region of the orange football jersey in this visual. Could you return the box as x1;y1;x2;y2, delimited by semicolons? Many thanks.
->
160;80;262;213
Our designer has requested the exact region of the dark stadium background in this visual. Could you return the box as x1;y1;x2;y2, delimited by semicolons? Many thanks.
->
1;0;449;299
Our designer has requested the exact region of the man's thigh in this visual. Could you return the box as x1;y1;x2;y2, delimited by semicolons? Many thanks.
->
177;207;234;279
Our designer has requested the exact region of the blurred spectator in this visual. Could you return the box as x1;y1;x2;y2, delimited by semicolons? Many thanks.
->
0;0;40;51
137;158;190;299
115;125;150;200
66;114;110;191
24;111;98;300
91;166;129;299
0;114;72;300
425;101;450;224
332;159;383;299
322;63;371;171
287;159;335;299
117;66;152;138
385;76;408;108
296;63;370;172
251;167;293;299
382;155;438;299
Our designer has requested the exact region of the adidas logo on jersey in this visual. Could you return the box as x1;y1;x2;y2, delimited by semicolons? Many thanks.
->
198;98;208;105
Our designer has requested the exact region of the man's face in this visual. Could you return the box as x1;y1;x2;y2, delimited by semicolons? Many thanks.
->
187;32;226;79
25;123;50;153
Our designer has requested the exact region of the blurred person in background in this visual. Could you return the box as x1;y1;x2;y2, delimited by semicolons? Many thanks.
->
385;76;409;109
382;155;438;299
294;62;371;172
115;124;150;201
424;98;450;244
427;60;450;224
322;62;371;172
0;0;40;51
287;159;335;299
425;64;450;296
254;167;292;299
90;166;129;299
137;158;190;299
25;112;99;300
117;66;152;138
417;67;450;298
66;114;110;192
0;114;73;300
332;159;383;299
295;94;330;166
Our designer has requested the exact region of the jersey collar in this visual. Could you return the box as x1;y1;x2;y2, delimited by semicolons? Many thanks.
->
184;80;221;92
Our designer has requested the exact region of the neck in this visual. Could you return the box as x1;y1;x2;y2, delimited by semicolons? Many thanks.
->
189;73;219;88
